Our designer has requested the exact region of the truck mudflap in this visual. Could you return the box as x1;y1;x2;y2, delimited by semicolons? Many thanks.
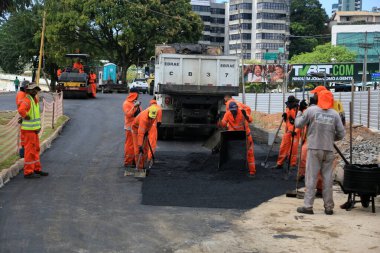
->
218;131;247;171
158;84;239;96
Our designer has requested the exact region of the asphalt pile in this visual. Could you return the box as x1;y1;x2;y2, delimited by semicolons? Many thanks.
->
141;150;299;209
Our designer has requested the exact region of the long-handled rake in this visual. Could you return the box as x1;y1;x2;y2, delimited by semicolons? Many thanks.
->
261;119;284;168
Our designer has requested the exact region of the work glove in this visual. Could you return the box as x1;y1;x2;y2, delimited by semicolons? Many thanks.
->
24;116;30;120
282;113;287;121
18;117;23;124
144;132;148;138
134;100;141;107
289;116;295;125
157;122;161;128
241;109;248;120
138;146;144;154
291;131;297;137
299;99;308;112
133;107;141;117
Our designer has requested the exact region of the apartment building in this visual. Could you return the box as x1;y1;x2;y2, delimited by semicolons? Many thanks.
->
190;0;227;48
226;0;290;61
332;0;362;15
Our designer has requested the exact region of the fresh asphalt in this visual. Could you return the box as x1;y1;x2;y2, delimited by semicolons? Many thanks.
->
0;93;295;252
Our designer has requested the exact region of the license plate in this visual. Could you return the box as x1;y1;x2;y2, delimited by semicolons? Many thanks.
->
64;82;81;87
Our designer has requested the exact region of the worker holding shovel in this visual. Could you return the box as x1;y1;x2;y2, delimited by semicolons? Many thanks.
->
271;96;301;171
132;105;159;177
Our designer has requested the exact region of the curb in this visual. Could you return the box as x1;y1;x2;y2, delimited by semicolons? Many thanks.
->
0;117;70;188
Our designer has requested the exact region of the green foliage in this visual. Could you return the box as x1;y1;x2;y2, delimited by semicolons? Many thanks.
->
290;43;357;63
290;0;329;58
45;0;203;69
0;6;41;73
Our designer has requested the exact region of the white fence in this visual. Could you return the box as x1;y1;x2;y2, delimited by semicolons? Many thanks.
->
235;90;380;131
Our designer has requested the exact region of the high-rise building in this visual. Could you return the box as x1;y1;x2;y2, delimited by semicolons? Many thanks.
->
332;0;362;15
226;0;290;61
190;0;226;48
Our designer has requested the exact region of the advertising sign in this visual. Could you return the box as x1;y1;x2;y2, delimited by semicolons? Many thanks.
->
290;63;379;82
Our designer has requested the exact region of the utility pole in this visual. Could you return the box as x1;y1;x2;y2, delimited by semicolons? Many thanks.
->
36;11;47;86
238;5;246;104
359;31;372;89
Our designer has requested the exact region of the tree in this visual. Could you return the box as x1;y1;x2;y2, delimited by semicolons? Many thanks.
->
290;0;329;58
44;0;203;82
289;43;357;64
0;6;41;73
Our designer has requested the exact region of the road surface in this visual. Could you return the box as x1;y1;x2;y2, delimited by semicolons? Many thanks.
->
0;93;295;252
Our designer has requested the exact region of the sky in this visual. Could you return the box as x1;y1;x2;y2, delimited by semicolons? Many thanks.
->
215;0;379;16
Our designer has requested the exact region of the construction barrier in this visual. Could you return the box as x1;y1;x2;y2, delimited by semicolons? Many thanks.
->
0;92;63;164
235;90;380;131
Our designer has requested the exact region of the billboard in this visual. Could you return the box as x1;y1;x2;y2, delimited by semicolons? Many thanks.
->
243;64;291;85
290;63;379;83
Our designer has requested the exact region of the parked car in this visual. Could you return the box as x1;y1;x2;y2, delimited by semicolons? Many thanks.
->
128;78;149;93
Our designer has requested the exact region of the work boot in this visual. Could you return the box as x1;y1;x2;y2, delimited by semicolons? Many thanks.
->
247;173;256;179
297;206;314;215
24;173;41;179
34;171;49;176
324;209;334;215
271;164;283;170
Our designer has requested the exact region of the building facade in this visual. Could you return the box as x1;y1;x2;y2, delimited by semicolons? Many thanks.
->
225;0;290;61
332;24;380;64
190;0;226;48
332;0;362;15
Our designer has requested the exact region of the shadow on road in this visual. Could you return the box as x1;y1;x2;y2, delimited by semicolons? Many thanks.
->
142;151;302;209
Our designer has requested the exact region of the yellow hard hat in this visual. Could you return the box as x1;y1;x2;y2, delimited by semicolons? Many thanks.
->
148;105;158;119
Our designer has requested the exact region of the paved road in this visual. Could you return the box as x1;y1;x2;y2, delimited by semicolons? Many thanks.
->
0;93;294;252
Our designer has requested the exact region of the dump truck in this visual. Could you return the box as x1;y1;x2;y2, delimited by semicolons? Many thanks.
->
153;44;239;139
56;54;93;99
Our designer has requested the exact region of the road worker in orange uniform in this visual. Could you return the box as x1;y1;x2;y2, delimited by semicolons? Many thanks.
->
147;98;162;164
89;71;97;98
272;95;301;170
73;59;84;73
57;68;62;78
18;83;48;179
122;88;141;169
298;86;328;194
220;101;256;177
224;94;251;114
132;106;158;172
16;81;29;156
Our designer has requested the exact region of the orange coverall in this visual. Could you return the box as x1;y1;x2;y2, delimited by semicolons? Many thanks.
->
122;92;140;166
277;108;300;167
73;62;84;73
220;108;256;175
132;107;156;170
18;96;42;176
89;73;97;98
225;98;252;115
57;69;62;77
148;100;162;161
16;91;27;147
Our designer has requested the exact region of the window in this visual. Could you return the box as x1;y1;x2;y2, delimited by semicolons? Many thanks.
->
210;37;224;43
256;43;283;50
243;53;251;59
210;27;225;33
256;23;288;31
230;3;252;11
229;23;252;31
256;33;284;40
257;2;288;11
255;53;264;59
256;12;287;20
201;35;210;41
230;33;251;40
229;43;251;50
192;5;210;13
201;15;210;22
230;13;252;21
210;17;225;24
204;25;210;31
211;8;225;15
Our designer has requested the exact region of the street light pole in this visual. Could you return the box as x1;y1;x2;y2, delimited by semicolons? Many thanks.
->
238;6;246;104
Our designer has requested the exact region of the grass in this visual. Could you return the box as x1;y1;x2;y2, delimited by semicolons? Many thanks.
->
0;111;17;125
0;114;69;172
